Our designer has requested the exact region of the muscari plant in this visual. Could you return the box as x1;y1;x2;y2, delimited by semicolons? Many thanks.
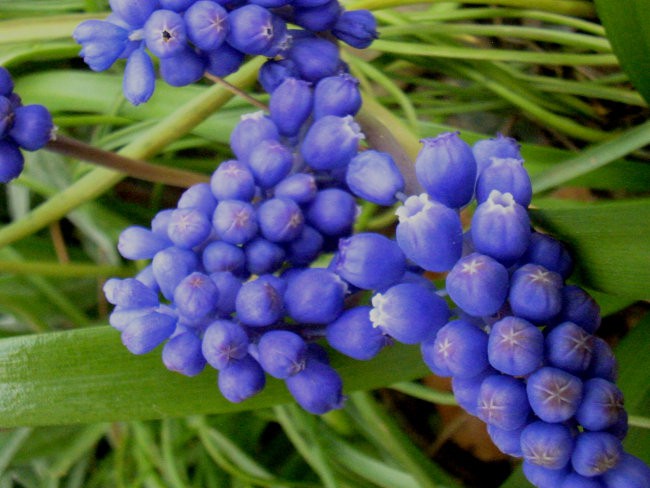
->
0;1;650;487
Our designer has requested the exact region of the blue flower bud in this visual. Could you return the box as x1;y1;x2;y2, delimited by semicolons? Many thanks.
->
560;473;606;488
428;319;489;378
521;232;574;280
104;277;159;309
520;421;573;470
151;209;174;238
258;59;299;94
212;199;258;244
294;0;331;6
210;160;256;201
159;0;195;10
244;237;285;275
162;330;206;376
205;42;245;78
144;10;187;58
8;105;53;151
332;10;378;49
185;1;229;51
313;73;362;119
306;188;357;236
301;115;364;171
0;67;14;96
210;271;242;315
476;157;532;207
227;5;285;56
247;140;293;189
151;246;200;300
576;378;624;432
257;330;307;379
230;112;280;163
415;132;477;208
477;374;530;431
109;306;153;331
556;285;601;334
0;96;13;136
450;368;494;416
284;268;346;324
286;225;324;266
395;193;463;272
273;173;316;205
346;150;404;206
177;183;217;216
0;139;24;183
269;78;313;137
202;241;247;276
167;207;212;248
586;337;618;382
487;424;524;458
472;133;521;176
293;0;343;32
471;190;531;265
571;432;623;477
287;36;341;82
332;233;405;290
523;462;570;488
236;277;284;327
159;47;206;86
73;20;130;71
370;282;449;344
508;263;563;323
446;252;509;317
250;0;292;6
121;310;177;355
602;454;650;488
109;0;158;27
285;358;344;414
526;367;582;423
118;225;171;260
488;316;543;376
326;306;388;360
546;321;594;375
218;354;266;403
123;47;155;105
173;272;219;320
202;319;249;370
257;197;305;243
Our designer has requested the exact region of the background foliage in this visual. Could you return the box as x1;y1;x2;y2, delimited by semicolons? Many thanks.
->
0;0;648;486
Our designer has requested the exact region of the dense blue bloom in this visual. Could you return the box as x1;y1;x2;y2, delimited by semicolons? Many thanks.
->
162;329;207;376
257;330;307;378
202;319;249;370
123;47;156;105
177;183;217;216
326;306;388;360
205;42;245;78
159;47;206;87
450;369;495;416
602;453;650;488
227;5;287;56
257;197;305;243
151;246;200;300
572;431;623;477
476;374;530;431
293;1;342;32
556;285;601;334
301;115;364;170
287;36;341;82
415;132;477;209
446;252;509;317
284;268;346;324
346;150;405;206
313;73;362;119
545;321;594;374
488;316;543;377
173;272;220;320
526;367;583;423
167;207;212;248
576;378;625;431
121;310;177;355
306;188;357;236
184;1;229;51
9;104;54;151
118;225;171;260
332;9;378;49
286;225;324;266
395;193;463;272
230;112;280;163
488;424;524;458
144;10;187;58
285;358;344;414
73;20;130;72
210;160;256;201
521;232;574;280
332;232;406;290
370;282;449;344
269;78;313;137
472;133;521;175
202;240;247;276
0;139;25;183
520;421;574;470
235;277;284;327
475;157;532;207
212;200;258;244
508;263;563;323
274;173;317;204
244;238;285;275
218;354;266;403
429;319;489;378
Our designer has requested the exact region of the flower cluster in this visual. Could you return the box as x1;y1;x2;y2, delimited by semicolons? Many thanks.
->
73;0;377;105
0;67;54;183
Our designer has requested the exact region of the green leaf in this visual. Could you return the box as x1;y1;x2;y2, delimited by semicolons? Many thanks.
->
595;0;650;104
530;198;650;299
0;326;429;428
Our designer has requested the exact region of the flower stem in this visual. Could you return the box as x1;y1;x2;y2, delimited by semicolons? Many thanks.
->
47;134;209;188
204;72;268;111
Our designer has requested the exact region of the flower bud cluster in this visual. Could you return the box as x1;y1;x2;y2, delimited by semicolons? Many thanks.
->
73;0;377;105
409;132;649;487
0;67;54;182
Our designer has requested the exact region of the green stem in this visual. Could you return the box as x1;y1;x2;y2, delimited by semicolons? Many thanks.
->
371;39;618;66
0;259;132;278
628;415;650;430
0;57;264;248
0;13;100;44
346;0;595;17
532;118;650;193
48;135;209;188
379;23;611;52
389;382;458;406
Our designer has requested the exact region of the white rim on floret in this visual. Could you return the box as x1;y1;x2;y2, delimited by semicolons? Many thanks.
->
484;189;517;213
395;193;436;222
342;115;365;141
369;292;388;329
241;111;266;121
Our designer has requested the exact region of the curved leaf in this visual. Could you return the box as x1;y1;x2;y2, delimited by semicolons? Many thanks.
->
595;0;650;104
0;326;428;428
